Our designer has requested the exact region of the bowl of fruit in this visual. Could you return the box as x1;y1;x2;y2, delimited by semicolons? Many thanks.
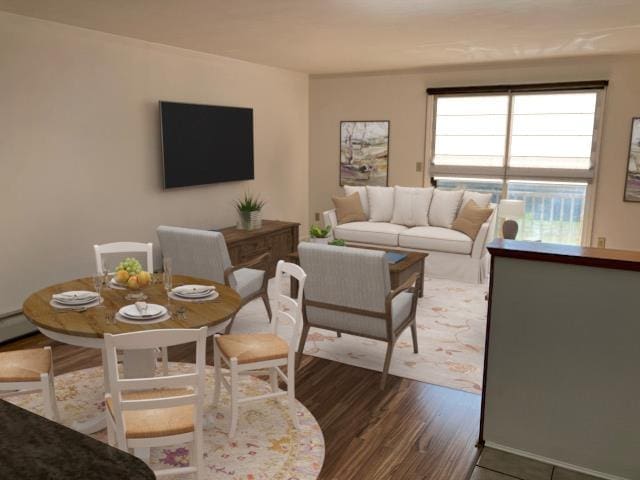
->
111;258;152;291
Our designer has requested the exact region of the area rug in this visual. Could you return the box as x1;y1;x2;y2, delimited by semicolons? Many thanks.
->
7;363;325;479
235;276;487;394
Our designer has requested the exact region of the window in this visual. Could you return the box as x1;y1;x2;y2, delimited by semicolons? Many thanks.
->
428;83;605;245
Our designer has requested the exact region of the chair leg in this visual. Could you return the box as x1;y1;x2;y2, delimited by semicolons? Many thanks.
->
41;373;59;421
269;367;278;393
380;340;396;390
296;323;310;369
224;314;237;334
410;319;419;354
287;352;299;429
213;336;221;408
261;292;272;322
337;331;342;338
106;417;116;447
229;358;239;438
193;427;204;480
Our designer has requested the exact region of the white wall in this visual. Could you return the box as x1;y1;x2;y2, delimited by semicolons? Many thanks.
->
309;55;640;252
0;12;309;314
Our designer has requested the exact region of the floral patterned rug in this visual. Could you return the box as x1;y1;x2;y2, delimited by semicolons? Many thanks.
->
7;363;325;479
236;276;487;394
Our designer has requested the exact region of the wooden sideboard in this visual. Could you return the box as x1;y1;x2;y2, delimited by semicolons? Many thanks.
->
218;220;300;278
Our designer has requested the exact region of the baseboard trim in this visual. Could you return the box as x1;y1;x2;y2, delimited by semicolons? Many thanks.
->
484;442;630;480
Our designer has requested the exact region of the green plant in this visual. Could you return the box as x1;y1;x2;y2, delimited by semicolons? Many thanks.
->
235;192;265;213
309;224;331;238
328;238;346;246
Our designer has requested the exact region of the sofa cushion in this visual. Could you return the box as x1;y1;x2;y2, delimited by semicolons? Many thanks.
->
333;192;367;224
451;199;494;240
399;226;473;254
367;186;394;222
344;185;369;217
390;186;433;227
428;189;464;228
334;222;407;246
461;190;492;209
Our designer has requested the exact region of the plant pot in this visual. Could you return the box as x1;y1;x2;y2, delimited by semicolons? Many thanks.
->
237;210;262;230
310;237;330;244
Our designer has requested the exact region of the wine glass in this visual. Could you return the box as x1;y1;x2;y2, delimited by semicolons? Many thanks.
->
163;270;173;311
92;273;103;301
101;260;110;286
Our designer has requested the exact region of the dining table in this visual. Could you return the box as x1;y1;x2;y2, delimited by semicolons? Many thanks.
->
22;274;242;436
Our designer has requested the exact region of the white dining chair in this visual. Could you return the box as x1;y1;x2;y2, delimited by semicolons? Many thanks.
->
0;347;60;421
94;241;168;373
213;260;306;438
94;242;154;274
104;327;207;479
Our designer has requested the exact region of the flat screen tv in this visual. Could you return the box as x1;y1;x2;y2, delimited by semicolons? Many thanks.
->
160;101;254;189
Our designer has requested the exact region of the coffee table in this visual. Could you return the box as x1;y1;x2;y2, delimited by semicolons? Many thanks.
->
286;246;427;298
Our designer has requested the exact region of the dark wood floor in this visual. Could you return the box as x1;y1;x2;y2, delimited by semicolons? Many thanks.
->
1;333;481;480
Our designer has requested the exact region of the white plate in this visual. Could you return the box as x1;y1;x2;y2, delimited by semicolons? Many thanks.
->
119;304;167;320
52;291;99;305
109;278;128;290
168;290;219;303
172;285;215;298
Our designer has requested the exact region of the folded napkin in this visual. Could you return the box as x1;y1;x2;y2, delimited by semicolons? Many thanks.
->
172;285;214;295
52;291;98;301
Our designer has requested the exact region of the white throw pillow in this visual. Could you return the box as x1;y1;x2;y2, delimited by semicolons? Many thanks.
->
428;189;464;228
461;190;492;209
367;186;395;222
391;186;433;226
343;185;369;217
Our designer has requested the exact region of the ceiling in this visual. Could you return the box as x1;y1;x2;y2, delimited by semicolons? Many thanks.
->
3;0;640;74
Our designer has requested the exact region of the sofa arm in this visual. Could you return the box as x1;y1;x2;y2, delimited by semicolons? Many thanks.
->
322;209;338;240
471;204;497;259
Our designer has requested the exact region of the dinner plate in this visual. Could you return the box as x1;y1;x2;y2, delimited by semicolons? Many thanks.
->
172;285;215;298
52;291;100;305
118;304;167;320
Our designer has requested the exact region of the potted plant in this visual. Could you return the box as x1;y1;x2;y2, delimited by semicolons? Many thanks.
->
309;224;331;244
235;192;265;230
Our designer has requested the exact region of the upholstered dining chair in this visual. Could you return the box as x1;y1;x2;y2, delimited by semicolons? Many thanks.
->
104;327;207;479
213;260;306;438
157;225;271;333
0;347;59;421
297;243;420;389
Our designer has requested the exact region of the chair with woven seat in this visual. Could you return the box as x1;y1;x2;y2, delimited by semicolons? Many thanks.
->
157;225;271;334
297;242;420;389
0;347;59;421
213;260;306;438
104;327;207;479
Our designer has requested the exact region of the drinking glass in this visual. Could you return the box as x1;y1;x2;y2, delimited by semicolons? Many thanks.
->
101;260;110;285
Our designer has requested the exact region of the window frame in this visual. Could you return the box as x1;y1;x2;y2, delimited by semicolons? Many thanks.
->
425;85;607;246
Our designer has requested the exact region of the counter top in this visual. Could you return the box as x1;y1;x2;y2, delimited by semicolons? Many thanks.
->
487;239;640;272
0;400;155;480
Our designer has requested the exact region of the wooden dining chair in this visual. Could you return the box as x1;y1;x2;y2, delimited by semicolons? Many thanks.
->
104;327;207;479
0;347;59;421
213;260;306;438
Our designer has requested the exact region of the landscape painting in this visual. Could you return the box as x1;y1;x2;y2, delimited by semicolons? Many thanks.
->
624;117;640;201
340;121;389;186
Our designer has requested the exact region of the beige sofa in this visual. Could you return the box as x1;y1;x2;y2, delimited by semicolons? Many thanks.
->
323;186;497;283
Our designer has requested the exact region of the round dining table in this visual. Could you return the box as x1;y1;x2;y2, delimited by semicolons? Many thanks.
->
22;274;242;435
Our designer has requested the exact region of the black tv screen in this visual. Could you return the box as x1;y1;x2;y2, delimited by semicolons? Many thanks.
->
160;101;254;188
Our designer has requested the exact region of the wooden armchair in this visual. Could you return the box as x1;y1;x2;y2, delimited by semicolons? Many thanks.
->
157;226;271;333
297;243;420;388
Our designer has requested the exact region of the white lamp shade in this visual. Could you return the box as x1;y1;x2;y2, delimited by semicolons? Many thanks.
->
499;199;525;219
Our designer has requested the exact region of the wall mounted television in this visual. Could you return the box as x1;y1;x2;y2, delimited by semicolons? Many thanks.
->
160;101;254;189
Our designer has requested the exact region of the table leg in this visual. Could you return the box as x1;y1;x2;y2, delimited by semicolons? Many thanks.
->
419;260;425;298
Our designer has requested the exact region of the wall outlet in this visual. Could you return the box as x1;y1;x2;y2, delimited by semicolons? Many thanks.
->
597;237;606;248
314;212;320;221
416;162;423;172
